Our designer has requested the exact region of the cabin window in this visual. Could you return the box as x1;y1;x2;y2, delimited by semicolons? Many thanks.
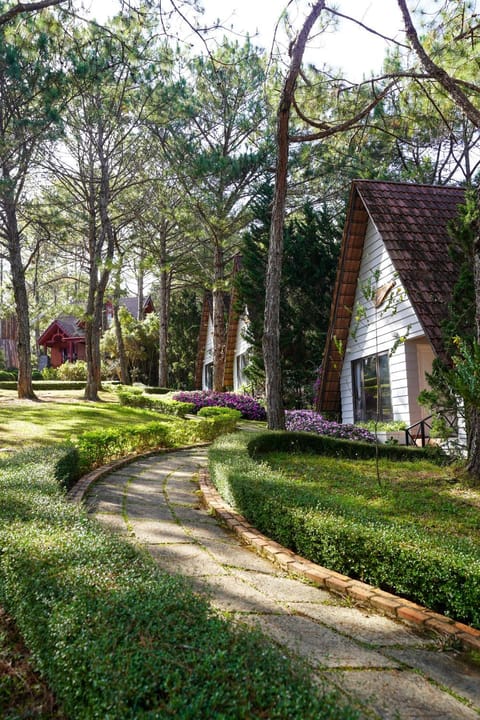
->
352;353;393;423
204;362;213;390
235;351;250;388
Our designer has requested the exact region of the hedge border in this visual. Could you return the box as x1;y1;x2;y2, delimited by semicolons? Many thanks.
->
199;469;480;654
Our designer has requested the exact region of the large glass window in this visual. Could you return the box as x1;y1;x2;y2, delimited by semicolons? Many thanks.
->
235;351;250;388
204;362;213;390
352;353;393;422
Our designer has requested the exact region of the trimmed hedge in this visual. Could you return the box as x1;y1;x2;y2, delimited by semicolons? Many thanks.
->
0;380;86;390
143;386;171;394
208;432;480;629
0;448;359;720
247;430;447;463
117;387;194;417
198;405;242;420
72;414;239;477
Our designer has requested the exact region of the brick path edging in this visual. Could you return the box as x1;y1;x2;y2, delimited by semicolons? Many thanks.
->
199;469;480;654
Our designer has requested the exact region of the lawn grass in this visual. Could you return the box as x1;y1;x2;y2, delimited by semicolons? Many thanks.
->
265;452;480;544
0;390;172;448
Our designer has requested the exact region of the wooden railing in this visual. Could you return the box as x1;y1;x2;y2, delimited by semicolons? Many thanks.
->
405;414;457;447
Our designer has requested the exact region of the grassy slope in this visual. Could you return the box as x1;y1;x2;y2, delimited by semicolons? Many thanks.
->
0;390;168;448
265;452;480;544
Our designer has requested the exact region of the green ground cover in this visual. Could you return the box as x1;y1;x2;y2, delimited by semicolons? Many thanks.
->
265;452;480;542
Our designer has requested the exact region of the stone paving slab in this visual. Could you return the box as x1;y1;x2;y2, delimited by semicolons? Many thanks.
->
233;568;334;603
245;613;399;669
330;669;480;720
130;518;186;544
171;503;221;525
146;542;230;577
189;574;287;613
202;539;286;573
290;601;431;647
183;520;240;545
385;647;480;707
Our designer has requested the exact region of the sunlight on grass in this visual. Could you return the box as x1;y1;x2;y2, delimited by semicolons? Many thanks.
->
265;452;480;544
0;390;169;448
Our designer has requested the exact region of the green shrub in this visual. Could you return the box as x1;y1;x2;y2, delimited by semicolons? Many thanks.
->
57;361;87;381
144;386;170;394
198;406;242;420
247;430;446;464
0;369;16;380
117;387;194;417
0;380;86;391
41;366;59;380
0;447;358;720
73;415;238;474
208;432;480;628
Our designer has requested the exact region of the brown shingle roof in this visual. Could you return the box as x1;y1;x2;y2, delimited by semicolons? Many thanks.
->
317;180;465;416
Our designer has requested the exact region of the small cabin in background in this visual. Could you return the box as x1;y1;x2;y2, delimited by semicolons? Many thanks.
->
316;180;466;445
195;257;251;392
38;296;154;369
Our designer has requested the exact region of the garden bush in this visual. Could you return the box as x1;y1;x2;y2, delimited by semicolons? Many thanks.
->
208;432;478;628
285;410;377;443
0;380;86;391
73;414;239;475
144;386;170;394
0;446;358;720
57;360;88;381
247;430;445;463
0;369;16;380
117;387;194;417
173;390;266;420
197;405;242;421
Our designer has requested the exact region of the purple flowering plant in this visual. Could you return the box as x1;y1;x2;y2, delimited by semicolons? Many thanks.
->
285;409;376;443
172;391;267;421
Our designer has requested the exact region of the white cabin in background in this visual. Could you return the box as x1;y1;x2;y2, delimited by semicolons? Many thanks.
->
195;256;251;392
317;180;466;447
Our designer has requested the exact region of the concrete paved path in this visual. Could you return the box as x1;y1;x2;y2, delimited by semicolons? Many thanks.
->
85;447;480;720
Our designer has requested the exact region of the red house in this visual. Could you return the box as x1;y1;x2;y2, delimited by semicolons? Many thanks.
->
38;296;154;369
37;315;86;368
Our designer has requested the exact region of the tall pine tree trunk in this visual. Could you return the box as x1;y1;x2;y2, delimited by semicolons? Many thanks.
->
263;1;325;429
158;224;169;387
5;202;36;400
113;303;130;385
213;242;226;392
83;137;114;401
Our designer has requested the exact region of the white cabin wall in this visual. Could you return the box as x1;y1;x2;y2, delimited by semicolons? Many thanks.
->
202;315;214;390
340;218;425;424
233;312;250;390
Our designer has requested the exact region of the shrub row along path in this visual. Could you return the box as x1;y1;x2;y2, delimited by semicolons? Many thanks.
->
83;446;480;720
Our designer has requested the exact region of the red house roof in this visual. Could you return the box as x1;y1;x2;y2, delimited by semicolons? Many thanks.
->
37;315;85;346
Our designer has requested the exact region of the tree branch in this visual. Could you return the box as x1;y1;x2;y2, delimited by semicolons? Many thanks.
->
397;0;480;128
290;80;396;143
0;0;66;27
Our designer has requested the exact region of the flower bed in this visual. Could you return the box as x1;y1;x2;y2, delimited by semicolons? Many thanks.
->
285;410;376;443
172;391;266;421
